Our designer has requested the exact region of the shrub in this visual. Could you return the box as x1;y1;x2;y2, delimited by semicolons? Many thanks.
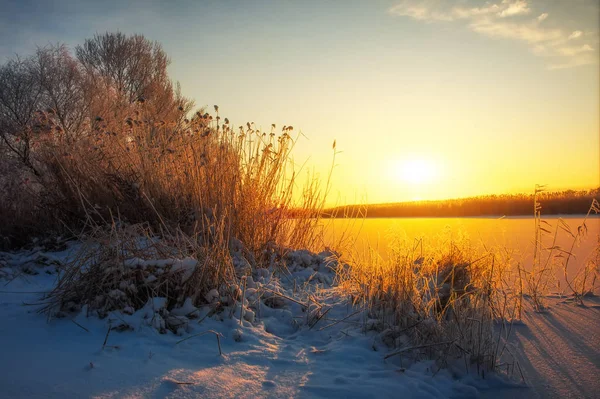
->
0;33;329;258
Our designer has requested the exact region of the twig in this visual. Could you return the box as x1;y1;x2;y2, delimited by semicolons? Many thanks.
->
239;276;247;327
197;305;218;324
384;341;455;360
262;286;309;308
516;360;526;383
102;323;111;349
318;308;364;331
309;306;332;330
3;270;30;287
71;319;90;333
175;330;223;356
397;319;424;334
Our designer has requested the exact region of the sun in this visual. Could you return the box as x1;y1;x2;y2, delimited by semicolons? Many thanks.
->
397;158;437;185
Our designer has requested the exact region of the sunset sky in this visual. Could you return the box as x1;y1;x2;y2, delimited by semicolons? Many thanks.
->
1;0;598;205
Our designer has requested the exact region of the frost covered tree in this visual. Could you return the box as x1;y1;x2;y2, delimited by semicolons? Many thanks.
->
0;32;195;243
33;44;89;142
75;32;192;121
0;32;192;174
0;56;42;176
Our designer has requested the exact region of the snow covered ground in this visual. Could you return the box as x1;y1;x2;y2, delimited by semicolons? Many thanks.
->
0;244;596;398
483;296;600;399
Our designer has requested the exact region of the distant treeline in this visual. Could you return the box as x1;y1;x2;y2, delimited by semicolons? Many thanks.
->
323;188;600;218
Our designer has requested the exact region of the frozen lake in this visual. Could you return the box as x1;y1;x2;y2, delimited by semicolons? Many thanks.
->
322;216;600;291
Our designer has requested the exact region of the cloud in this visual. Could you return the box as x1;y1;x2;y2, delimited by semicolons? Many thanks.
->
451;4;501;19
555;44;593;56
547;56;596;70
469;17;563;44
388;0;597;70
389;0;532;22
568;30;583;40
498;0;530;18
388;3;454;22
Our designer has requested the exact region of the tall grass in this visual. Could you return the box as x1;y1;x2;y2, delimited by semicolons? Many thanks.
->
334;190;599;376
27;105;336;316
0;33;334;256
335;230;518;376
521;187;599;311
0;33;339;323
16;105;331;256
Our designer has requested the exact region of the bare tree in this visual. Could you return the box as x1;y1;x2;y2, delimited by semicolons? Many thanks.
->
75;32;193;128
0;56;42;175
76;32;170;104
33;44;88;142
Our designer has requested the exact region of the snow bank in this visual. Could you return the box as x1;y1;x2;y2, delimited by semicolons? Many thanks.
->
0;243;506;398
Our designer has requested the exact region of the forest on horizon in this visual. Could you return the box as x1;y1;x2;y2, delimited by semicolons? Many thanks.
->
323;188;600;218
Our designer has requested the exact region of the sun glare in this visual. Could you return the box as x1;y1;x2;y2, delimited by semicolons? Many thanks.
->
398;159;437;185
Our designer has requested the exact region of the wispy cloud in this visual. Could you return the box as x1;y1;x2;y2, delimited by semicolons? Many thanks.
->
497;0;530;18
568;30;583;40
468;17;562;44
388;0;598;70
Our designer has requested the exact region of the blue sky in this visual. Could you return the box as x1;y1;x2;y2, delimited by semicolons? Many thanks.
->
1;0;598;203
